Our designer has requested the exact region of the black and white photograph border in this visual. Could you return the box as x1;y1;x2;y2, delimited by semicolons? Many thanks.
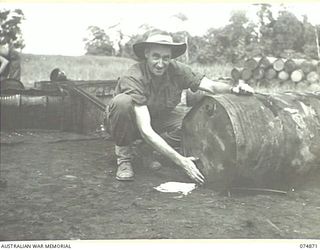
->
0;1;320;249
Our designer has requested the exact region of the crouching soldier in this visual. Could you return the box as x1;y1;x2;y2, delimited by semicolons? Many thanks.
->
107;30;254;184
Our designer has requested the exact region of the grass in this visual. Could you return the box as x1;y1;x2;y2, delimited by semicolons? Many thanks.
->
191;62;233;80
20;54;233;88
21;54;319;92
20;54;136;88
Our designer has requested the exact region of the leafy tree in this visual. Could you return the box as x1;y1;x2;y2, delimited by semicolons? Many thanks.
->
301;16;320;59
170;30;189;63
272;10;303;56
198;10;256;64
171;13;189;62
256;3;274;26
226;10;256;61
254;3;275;56
122;33;145;60
313;25;320;59
186;35;208;63
254;4;307;57
82;4;318;64
121;24;156;59
83;26;115;56
0;8;25;48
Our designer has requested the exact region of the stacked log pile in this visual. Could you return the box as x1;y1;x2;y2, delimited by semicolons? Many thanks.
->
231;57;320;89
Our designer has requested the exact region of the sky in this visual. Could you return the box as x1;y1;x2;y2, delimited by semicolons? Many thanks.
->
2;2;320;56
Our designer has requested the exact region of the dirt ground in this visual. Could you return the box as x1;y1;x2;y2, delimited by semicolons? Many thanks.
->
0;130;320;241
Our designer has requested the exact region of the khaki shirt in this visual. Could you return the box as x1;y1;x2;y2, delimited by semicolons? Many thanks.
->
116;60;204;117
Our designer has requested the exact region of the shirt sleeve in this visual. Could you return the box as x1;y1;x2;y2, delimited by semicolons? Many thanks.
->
170;61;205;92
117;65;148;105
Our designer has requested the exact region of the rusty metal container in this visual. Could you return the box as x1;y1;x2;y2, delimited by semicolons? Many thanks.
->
1;80;117;133
62;80;117;133
0;94;67;130
181;92;320;190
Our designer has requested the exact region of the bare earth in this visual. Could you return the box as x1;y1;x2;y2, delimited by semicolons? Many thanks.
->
0;130;320;240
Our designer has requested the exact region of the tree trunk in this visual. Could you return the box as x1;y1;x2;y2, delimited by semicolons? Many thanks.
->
314;26;320;60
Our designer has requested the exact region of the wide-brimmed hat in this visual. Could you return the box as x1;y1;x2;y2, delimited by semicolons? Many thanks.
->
133;32;187;60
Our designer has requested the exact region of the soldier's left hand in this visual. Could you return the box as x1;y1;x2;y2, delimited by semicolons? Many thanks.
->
231;80;254;95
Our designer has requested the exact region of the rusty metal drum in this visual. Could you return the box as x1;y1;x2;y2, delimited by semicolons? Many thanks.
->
0;94;66;130
181;92;320;190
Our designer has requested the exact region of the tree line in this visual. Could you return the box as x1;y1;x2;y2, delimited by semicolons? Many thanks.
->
83;4;320;65
0;8;24;49
1;4;320;65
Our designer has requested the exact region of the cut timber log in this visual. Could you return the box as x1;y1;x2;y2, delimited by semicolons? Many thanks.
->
306;71;319;83
265;68;277;80
245;58;260;70
284;59;296;73
247;79;257;86
181;92;320;190
273;58;285;71
259;57;271;68
301;61;315;74
231;68;242;82
253;68;265;80
291;69;305;82
241;68;253;81
278;71;290;81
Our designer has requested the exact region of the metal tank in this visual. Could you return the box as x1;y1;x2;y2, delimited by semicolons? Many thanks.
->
181;92;320;190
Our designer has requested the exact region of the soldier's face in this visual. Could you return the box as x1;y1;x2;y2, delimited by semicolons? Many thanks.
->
145;45;172;76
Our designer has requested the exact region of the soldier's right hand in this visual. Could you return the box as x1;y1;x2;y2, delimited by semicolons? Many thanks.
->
178;156;205;184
